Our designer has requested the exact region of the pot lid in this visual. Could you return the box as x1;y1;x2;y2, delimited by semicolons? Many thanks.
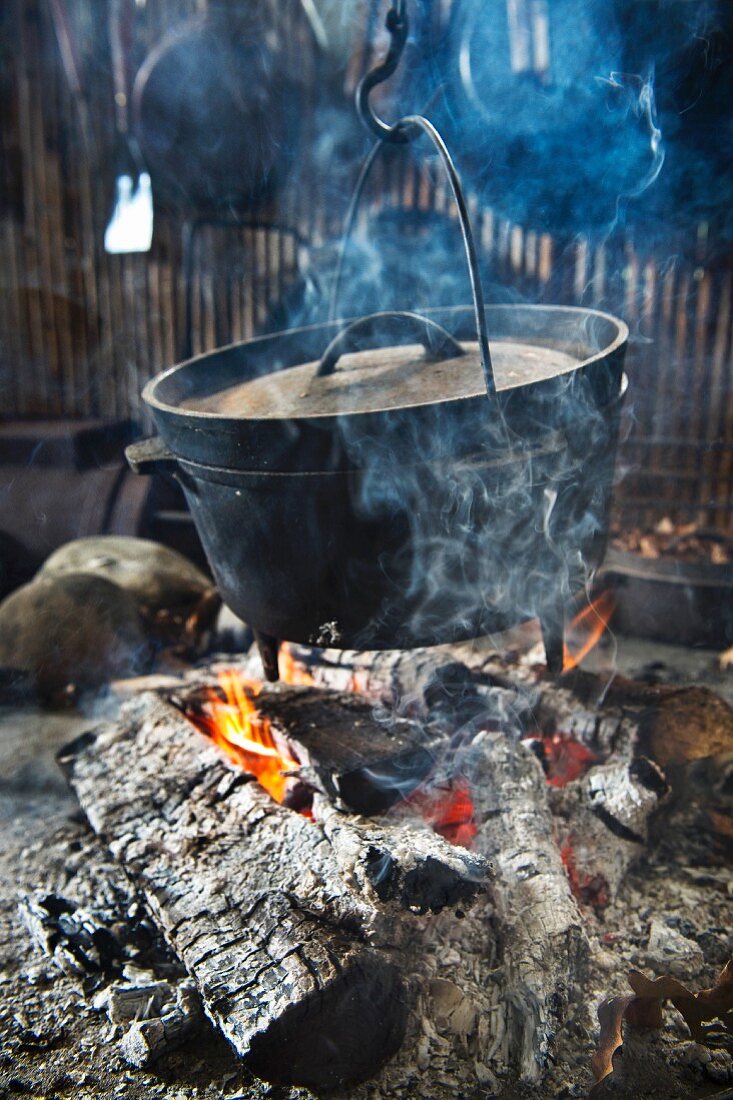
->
182;335;584;420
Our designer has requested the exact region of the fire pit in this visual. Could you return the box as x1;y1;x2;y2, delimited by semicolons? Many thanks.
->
5;5;733;1100
47;630;732;1096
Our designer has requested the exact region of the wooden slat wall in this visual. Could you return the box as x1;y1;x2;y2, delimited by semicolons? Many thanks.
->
0;0;343;423
1;0;732;530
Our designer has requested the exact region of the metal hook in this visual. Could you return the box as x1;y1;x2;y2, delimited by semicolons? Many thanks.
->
356;0;417;143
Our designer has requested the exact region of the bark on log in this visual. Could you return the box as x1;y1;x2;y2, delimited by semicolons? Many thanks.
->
175;681;435;815
59;693;487;1088
59;695;406;1089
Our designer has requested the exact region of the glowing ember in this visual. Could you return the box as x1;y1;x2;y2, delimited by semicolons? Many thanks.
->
408;779;478;848
194;670;299;804
560;839;610;910
563;590;616;671
534;733;599;787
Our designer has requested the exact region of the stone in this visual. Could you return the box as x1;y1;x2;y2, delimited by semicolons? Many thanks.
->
0;573;150;698
646;918;705;979
38;537;212;618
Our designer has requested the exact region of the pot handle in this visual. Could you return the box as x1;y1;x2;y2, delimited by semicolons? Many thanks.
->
316;310;465;379
126;436;177;475
329;131;496;396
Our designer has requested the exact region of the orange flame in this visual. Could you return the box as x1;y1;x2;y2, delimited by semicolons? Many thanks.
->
562;590;616;672
279;645;315;686
195;671;299;804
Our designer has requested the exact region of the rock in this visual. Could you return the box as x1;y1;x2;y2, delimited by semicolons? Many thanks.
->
705;1048;733;1084
0;574;150;698
38;537;212;618
646;918;705;979
680;1040;711;1069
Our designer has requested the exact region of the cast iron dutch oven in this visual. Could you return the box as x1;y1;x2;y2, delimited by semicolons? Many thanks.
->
127;301;628;674
127;81;628;677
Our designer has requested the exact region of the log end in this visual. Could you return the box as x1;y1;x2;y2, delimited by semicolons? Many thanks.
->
244;954;406;1090
365;848;486;914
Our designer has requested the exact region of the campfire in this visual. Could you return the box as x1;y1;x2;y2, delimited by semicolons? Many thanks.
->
183;596;617;831
53;622;733;1097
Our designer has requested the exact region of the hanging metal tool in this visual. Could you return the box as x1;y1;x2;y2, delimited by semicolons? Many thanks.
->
104;0;153;254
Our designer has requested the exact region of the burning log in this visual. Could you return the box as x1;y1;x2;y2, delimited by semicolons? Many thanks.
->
550;756;670;909
175;679;435;816
59;692;487;1089
251;646;588;1080
312;795;486;914
267;643;677;1079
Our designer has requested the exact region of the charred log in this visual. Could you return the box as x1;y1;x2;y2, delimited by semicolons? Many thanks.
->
58;694;485;1088
174;681;435;815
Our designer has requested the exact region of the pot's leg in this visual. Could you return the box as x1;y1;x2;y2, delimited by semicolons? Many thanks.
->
540;602;565;677
254;630;280;682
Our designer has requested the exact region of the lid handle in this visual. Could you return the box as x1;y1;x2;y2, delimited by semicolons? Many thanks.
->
316;310;465;378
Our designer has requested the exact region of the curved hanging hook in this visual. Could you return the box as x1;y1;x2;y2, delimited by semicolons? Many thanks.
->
356;0;417;144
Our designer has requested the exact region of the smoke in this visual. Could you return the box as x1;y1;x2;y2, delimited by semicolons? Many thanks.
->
159;2;729;690
597;68;666;238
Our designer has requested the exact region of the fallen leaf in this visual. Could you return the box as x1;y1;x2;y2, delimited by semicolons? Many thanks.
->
591;994;633;1086
590;958;733;1093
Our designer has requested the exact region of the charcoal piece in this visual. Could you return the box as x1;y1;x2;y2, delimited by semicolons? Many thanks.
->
20;893;125;989
256;685;434;815
117;979;205;1068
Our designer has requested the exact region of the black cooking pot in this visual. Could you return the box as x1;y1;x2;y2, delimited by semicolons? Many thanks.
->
127;103;628;680
127;303;627;677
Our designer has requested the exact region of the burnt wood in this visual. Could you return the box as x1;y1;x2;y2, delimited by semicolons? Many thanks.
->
59;696;406;1088
59;693;486;1088
174;681;435;815
255;684;434;815
267;643;671;1082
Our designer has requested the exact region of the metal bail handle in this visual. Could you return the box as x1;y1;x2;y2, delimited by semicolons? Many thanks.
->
317;310;465;378
329;3;496;398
